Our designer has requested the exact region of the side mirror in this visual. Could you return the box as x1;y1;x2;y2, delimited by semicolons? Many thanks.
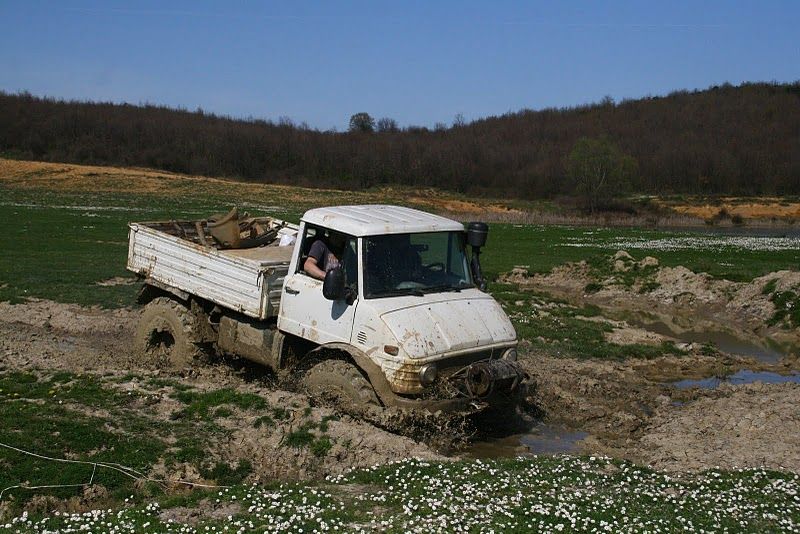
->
323;268;346;301
467;222;489;248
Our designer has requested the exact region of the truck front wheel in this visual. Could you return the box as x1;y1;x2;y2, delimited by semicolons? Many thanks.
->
135;297;205;369
302;359;380;413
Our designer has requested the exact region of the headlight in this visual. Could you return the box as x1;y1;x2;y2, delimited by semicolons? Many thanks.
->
502;348;518;361
419;364;438;386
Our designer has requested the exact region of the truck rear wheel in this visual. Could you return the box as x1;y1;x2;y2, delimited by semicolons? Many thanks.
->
302;359;380;413
135;297;205;369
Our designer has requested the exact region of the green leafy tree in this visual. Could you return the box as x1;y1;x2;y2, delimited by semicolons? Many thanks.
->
348;112;375;133
566;137;638;213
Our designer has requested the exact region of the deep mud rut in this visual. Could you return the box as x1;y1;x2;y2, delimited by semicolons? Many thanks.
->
2;296;800;478
0;299;443;487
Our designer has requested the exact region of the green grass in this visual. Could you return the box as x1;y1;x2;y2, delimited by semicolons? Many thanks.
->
767;288;800;328
0;372;167;507
480;224;800;283
0;185;304;307
0;370;282;517
2;185;797;308
6;457;798;532
284;419;336;457
171;388;270;418
762;278;779;295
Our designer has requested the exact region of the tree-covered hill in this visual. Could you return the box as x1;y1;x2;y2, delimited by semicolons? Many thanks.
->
1;82;798;198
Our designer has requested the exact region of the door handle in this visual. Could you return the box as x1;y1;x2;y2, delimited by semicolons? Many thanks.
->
284;287;300;295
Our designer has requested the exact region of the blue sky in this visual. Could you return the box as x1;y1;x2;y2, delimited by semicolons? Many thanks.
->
1;1;798;130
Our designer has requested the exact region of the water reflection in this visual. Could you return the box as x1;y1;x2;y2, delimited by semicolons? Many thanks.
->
674;369;800;389
463;423;588;459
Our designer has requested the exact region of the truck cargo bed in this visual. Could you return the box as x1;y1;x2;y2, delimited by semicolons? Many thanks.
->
127;217;298;319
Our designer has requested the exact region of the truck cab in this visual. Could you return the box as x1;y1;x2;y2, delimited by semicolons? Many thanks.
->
278;206;523;411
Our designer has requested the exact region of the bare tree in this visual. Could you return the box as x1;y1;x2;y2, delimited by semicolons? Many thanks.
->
376;117;399;132
567;137;638;214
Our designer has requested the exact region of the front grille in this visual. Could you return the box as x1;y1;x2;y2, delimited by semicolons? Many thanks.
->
437;349;499;376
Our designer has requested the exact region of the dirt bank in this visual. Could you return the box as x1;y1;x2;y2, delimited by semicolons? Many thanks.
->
631;382;800;472
517;349;747;440
502;253;800;354
518;350;800;473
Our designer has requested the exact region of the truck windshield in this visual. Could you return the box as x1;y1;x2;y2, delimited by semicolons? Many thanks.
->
364;231;473;298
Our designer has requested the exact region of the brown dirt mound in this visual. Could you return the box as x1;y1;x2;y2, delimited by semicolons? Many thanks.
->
502;256;800;352
666;199;800;222
631;382;800;472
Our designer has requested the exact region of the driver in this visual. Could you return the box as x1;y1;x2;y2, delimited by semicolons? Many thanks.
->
379;234;422;286
390;235;422;279
304;231;346;280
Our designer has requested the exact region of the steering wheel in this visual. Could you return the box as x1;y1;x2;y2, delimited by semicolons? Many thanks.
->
425;262;445;272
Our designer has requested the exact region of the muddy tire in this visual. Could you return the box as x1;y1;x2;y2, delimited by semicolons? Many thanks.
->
302;359;380;413
135;297;205;369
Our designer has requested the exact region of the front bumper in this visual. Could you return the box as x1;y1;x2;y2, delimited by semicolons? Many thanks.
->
380;358;529;414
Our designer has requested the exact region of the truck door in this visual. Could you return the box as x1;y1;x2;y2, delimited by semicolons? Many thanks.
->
278;225;359;344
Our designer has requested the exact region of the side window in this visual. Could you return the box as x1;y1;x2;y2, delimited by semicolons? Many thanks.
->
297;226;318;274
297;226;358;290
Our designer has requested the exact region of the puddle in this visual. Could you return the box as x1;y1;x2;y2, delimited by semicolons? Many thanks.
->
462;424;588;459
624;317;785;363
674;369;800;390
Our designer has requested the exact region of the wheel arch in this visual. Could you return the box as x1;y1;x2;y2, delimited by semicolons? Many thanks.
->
306;343;397;406
136;278;190;306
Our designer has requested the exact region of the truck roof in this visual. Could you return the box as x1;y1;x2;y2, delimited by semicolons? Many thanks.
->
302;205;464;237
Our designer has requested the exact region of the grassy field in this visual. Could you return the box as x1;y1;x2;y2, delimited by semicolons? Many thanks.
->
0;371;268;504
480;224;800;282
2;161;800;530
6;456;799;532
1;159;798;363
2;184;798;308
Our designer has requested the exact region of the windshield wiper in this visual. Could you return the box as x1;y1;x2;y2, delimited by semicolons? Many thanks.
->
370;287;425;297
420;284;470;294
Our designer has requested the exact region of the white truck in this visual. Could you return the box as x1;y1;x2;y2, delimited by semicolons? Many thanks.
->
127;205;525;414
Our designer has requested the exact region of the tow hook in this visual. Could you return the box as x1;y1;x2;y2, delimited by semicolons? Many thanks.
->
449;359;527;398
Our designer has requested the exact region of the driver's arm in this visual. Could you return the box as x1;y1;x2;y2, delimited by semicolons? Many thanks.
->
304;240;328;280
304;256;326;280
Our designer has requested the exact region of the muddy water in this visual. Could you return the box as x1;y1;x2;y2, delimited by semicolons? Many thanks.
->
622;315;786;363
674;369;800;389
462;424;588;459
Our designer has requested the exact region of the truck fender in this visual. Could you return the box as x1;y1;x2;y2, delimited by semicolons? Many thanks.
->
137;278;191;305
307;343;397;406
